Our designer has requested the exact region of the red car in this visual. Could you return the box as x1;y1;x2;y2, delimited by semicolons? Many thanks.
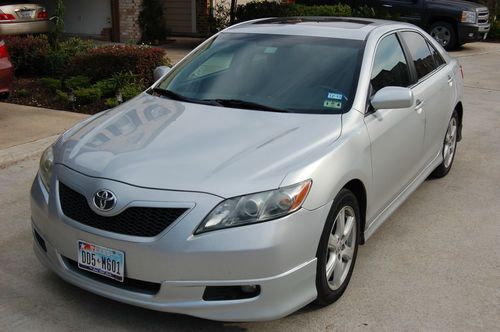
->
0;40;14;97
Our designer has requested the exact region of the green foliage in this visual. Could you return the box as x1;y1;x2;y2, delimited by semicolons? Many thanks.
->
44;38;94;77
210;0;231;32
105;97;120;108
55;89;70;103
488;19;500;39
139;0;168;43
73;87;102;105
16;88;30;98
235;1;352;22
120;84;144;101
65;76;92;91
40;77;62;92
50;0;65;48
93;79;118;97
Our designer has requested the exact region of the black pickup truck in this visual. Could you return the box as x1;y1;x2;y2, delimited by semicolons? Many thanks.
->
363;0;490;50
299;0;491;49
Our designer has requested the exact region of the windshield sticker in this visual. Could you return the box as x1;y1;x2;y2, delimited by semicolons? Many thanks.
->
324;100;342;109
327;92;343;100
264;47;278;54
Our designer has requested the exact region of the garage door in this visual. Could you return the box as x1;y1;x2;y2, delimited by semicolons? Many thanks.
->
165;0;194;34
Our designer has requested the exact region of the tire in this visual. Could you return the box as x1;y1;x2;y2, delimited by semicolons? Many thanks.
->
315;188;360;306
428;21;457;51
431;110;459;178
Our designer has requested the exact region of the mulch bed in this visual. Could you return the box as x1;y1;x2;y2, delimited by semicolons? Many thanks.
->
5;76;105;114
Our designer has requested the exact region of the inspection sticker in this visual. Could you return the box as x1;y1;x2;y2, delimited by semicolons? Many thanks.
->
327;92;343;100
323;100;342;109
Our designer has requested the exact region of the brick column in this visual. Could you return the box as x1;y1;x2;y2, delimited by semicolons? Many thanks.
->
119;0;142;42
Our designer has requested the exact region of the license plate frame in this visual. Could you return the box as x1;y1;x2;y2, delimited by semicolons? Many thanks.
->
18;10;34;19
77;240;125;282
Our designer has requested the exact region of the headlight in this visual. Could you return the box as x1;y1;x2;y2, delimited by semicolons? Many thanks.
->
461;11;476;24
195;180;312;234
39;145;54;192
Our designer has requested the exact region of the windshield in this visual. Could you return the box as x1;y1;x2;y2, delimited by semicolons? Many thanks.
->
157;33;365;114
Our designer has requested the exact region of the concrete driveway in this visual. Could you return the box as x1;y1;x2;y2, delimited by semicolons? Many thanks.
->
0;42;499;331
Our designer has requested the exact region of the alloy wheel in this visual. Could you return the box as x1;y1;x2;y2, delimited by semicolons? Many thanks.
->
325;206;357;291
444;117;458;168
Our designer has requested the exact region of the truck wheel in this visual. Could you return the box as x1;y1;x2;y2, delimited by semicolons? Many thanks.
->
428;21;457;50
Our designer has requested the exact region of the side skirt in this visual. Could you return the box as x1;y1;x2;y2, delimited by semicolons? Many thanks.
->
363;151;442;241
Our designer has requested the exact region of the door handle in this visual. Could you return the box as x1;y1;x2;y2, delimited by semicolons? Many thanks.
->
447;75;454;86
415;99;424;114
382;4;393;8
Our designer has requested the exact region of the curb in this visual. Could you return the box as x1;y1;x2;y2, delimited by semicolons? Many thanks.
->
0;135;59;169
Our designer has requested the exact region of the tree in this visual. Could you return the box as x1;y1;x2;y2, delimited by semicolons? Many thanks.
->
139;0;168;44
50;0;65;48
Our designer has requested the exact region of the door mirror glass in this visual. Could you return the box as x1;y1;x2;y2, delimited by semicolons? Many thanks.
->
371;86;414;110
153;66;171;82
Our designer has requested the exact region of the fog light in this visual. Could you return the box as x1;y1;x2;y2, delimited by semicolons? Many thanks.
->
469;33;474;37
241;285;258;293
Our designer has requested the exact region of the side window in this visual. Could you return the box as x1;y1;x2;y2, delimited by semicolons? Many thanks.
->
401;31;437;80
371;34;411;94
427;41;446;67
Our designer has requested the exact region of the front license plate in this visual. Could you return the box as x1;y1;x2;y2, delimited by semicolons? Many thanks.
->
78;241;124;282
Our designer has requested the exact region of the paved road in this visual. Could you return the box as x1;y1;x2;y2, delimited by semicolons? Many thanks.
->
0;42;499;331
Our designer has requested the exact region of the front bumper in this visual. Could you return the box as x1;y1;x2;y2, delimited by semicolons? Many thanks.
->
457;23;490;43
0;20;52;35
31;165;331;321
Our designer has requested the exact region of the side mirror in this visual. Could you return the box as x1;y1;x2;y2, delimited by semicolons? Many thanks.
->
153;66;171;82
370;86;414;110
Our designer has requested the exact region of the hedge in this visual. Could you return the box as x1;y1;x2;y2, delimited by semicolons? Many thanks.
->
1;35;50;74
235;1;352;23
66;45;168;84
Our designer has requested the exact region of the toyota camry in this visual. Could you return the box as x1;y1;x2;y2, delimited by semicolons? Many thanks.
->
31;17;463;321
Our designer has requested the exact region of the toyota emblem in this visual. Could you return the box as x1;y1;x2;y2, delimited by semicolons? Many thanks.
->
92;189;117;212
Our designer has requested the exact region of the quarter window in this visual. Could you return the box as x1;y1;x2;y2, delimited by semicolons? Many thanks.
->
401;32;438;80
371;34;411;93
427;41;446;67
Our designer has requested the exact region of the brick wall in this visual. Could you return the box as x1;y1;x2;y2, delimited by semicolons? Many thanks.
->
119;0;141;42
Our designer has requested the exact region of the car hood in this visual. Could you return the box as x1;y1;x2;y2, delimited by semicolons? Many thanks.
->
57;94;342;198
430;0;487;11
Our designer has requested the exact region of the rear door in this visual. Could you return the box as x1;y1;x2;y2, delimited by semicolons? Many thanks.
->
399;31;454;165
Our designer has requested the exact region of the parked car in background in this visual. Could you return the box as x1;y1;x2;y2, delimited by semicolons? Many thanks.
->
0;40;14;97
31;17;464;321
0;2;51;35
362;0;490;50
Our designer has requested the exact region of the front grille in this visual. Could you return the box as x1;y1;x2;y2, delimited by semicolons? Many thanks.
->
478;11;489;24
59;182;188;237
62;257;161;295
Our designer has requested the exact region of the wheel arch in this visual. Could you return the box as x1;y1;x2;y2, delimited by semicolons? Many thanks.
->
426;16;458;32
343;179;367;245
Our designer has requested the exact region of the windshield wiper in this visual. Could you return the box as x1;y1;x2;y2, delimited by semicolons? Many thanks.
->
204;99;290;113
149;87;220;106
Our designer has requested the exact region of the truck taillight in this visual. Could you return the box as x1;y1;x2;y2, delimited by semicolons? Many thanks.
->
37;11;48;19
0;13;16;21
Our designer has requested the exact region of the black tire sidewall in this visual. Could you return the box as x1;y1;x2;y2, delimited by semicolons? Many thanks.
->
315;189;361;305
429;21;457;51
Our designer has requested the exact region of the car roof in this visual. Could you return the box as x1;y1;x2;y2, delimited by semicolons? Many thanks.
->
225;17;415;40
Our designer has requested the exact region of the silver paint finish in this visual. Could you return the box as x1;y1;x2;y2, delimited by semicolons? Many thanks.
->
31;19;463;321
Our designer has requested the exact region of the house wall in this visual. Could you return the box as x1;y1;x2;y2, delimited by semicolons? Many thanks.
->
118;0;141;42
64;0;112;36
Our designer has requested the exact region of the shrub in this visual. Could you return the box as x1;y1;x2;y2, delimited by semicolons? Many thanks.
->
105;97;120;108
74;87;102;105
44;38;94;77
210;0;231;32
2;35;50;74
93;78;118;97
16;88;30;98
55;89;70;103
40;77;62;92
67;45;168;84
120;84;144;101
488;19;500;39
65;75;92;91
235;1;352;22
139;0;168;43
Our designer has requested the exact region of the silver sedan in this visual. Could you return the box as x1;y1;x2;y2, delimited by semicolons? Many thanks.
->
0;2;51;35
31;17;463;321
